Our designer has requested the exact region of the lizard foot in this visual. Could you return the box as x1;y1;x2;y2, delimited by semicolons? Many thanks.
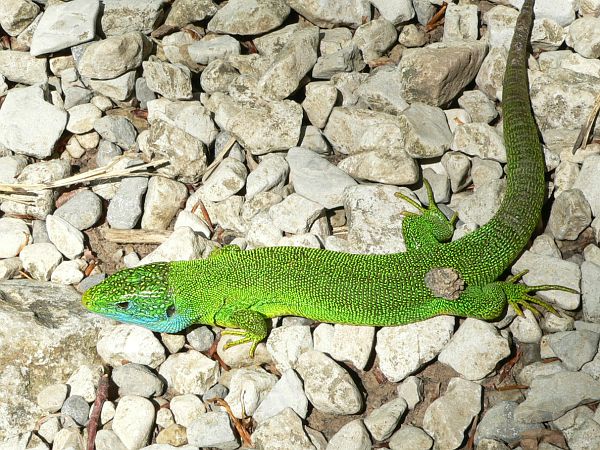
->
503;270;578;317
395;179;457;249
221;329;265;358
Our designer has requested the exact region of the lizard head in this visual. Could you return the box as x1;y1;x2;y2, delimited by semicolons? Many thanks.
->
82;262;191;333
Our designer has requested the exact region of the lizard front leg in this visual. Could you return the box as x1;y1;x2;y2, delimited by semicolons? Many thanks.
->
396;179;458;251
219;309;268;358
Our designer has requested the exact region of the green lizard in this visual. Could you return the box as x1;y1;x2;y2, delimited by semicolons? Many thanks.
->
82;0;575;357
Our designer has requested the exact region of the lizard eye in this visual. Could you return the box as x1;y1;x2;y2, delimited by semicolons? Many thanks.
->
166;305;176;318
116;301;130;310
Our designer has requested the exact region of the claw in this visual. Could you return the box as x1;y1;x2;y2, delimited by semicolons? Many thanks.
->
505;270;577;317
221;330;260;358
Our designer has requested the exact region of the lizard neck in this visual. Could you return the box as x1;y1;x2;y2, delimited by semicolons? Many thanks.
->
449;0;541;284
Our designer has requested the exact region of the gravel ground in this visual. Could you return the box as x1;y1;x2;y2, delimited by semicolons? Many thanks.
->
1;0;600;449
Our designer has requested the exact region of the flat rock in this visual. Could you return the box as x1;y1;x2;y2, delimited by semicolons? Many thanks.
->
112;395;155;450
296;350;363;415
0;280;112;440
143;59;192;101
376;316;455;382
78;32;149;80
475;401;541;445
287;0;370;28
252;408;315;450
0;50;47;85
253;369;308;423
0;85;67;158
158;350;220;395
514;371;600;423
438;319;511;380
0;0;39;36
207;0;290;35
423;377;482;449
210;93;303;155
187;411;239;450
100;0;165;36
399;40;487;106
287;147;357;209
30;0;99;56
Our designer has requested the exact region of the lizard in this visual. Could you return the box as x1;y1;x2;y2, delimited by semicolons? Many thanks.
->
82;0;576;357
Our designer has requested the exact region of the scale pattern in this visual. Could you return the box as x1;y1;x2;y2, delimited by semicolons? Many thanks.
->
83;0;550;341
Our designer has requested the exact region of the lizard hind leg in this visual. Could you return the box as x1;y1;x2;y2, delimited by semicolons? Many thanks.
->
395;179;458;251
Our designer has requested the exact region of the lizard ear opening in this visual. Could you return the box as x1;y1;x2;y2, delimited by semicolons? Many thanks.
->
166;305;176;318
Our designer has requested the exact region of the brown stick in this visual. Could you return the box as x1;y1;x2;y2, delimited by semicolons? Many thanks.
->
101;228;172;244
87;373;110;450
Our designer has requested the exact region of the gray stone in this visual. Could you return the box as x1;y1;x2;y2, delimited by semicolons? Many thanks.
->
113;363;164;398
547;330;600;371
0;0;38;37
197;158;247;202
187;411;238;449
112;395;155;450
573;155;600;218
139;227;214;264
376;317;455;383
475;401;541;445
253;369;309;423
453;179;506;227
451;123;506;162
287;0;370;28
0;85;66;158
566;17;600;59
188;34;240;66
0;217;30;259
312;43;364;79
0;279;112;439
185;326;214;353
266;324;313;372
61;395;90;426
145;120;207;184
30;0;99;56
326;419;371;450
353;18;397;62
55;190;102;230
96;324;166;369
253;408;315;450
269;193;324;234
78;32;150;80
399;40;487;106
458;90;497;124
19;242;63;281
341;184;416;254
224;367;277;418
36;383;68;413
287;147;357;209
357;67;409;115
443;3;478;41
142;59;193;100
87;70;136;101
141;176;188;231
158;350;220;395
512;251;581;311
245;154;289;200
582;261;600;323
95;430;127;450
389;425;433;450
209;93;303;155
438;319;511;380
370;0;413;25
100;0;165;36
296;350;363;415
46;214;85;260
258;26;319;100
0;50;47;85
207;0;290;35
423;378;482;450
302;81;338;129
106;177;148;229
364;397;407;441
515;371;600;423
548;189;592;240
66;103;102;134
165;0;218;28
93;115;137;149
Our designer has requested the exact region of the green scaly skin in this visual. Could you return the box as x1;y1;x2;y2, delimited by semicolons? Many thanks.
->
82;0;576;356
